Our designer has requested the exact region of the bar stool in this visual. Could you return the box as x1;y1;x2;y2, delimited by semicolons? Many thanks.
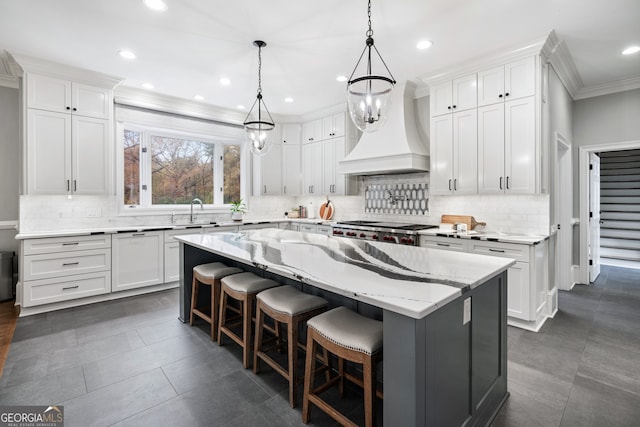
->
302;307;383;427
190;262;243;341
218;272;279;368
253;285;328;408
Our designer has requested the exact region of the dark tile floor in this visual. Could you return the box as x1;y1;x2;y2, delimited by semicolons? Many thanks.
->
1;265;639;426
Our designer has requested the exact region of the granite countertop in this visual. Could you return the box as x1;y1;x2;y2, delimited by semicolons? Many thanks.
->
418;228;549;245
15;218;333;240
176;228;515;319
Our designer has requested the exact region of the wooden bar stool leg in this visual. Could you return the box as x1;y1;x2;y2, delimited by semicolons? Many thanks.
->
364;357;375;427
210;279;219;341
190;276;198;325
338;357;345;397
242;295;252;369
253;303;265;374
218;290;227;345
302;329;316;424
289;317;299;408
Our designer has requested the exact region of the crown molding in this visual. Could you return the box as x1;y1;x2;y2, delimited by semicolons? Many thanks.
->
0;51;19;89
114;85;247;125
11;53;123;89
421;33;551;87
547;40;582;99
574;75;640;100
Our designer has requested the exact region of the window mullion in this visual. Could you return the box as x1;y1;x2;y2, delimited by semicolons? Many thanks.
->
141;133;152;207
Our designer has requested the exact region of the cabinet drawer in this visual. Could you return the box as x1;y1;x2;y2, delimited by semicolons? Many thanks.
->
420;236;469;252
468;241;529;262
23;234;111;255
24;249;111;281
164;228;202;243
202;225;238;234
316;225;332;236
299;224;317;233
23;271;111;307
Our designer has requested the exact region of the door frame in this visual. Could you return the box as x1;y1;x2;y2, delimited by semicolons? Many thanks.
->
579;139;640;284
554;132;572;293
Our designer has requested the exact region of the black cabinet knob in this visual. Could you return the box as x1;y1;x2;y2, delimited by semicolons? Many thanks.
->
447;106;451;110
505;92;510;97
498;94;503;98
66;106;70;110
72;107;77;111
452;105;457;108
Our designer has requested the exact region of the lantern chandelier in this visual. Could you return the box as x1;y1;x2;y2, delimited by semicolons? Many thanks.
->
243;40;275;156
347;0;396;133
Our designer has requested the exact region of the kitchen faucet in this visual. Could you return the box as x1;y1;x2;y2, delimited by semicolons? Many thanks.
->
190;198;203;223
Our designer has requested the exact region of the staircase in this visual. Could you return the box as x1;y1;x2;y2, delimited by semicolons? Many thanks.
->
599;149;640;269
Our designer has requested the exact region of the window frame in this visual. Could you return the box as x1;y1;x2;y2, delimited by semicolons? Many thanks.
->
115;112;248;216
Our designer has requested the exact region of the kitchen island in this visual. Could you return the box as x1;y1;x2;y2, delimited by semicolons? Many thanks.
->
176;228;515;426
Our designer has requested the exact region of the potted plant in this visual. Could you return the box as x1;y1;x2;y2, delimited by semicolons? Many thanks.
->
230;199;247;221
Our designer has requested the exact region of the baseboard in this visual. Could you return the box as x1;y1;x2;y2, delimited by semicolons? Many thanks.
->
546;289;558;318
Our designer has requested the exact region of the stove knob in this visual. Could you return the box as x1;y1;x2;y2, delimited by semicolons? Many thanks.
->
400;237;407;243
406;238;414;245
347;232;356;237
334;230;343;235
383;235;390;241
372;235;379;240
359;233;366;238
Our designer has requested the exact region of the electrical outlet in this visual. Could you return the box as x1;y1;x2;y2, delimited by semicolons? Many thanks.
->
86;208;101;218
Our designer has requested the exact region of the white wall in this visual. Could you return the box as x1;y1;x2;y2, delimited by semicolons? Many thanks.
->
0;86;19;253
572;89;640;269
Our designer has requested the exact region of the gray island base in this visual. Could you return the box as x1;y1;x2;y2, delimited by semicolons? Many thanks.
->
176;229;513;426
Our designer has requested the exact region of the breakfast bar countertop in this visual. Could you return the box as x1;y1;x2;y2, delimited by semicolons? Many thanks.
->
176;228;515;319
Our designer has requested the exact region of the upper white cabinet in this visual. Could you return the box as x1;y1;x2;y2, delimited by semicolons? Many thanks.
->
282;124;302;196
428;53;541;196
477;57;536;107
21;68;119;196
302;119;322;143
321;113;345;139
478;97;536;194
430;74;477;117
27;74;111;119
302;141;323;195
430;110;478;196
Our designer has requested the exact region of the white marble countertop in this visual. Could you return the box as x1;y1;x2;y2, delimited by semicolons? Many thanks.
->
176;228;515;319
14;218;332;240
418;228;548;245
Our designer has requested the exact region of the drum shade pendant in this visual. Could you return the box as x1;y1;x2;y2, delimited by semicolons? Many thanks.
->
347;0;396;133
244;40;275;156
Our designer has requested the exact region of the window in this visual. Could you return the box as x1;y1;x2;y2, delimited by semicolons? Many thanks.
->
122;126;243;209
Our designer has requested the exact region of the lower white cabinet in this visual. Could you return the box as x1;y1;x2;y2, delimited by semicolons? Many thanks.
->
21;234;111;307
112;231;164;292
163;228;203;283
422;235;548;331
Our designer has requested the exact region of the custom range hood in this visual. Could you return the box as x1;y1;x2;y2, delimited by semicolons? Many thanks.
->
338;81;428;175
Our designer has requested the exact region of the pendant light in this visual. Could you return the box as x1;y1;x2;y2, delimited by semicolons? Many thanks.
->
244;40;275;156
347;0;396;133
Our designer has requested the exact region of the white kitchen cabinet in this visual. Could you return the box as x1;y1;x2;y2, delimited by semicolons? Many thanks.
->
26;110;110;195
468;239;548;331
260;143;282;195
299;223;317;233
477;56;536;107
164;228;202;283
239;223;273;230
282;124;302;196
112;231;164;292
21;234;111;307
419;235;469;252
478;97;536;194
302;119;322;143
27;73;111;119
302;141;322;195
430;110;478;196
321;113;345;139
430;74;477;117
322;137;348;195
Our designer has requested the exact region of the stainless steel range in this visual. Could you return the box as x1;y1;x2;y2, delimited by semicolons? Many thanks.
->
332;221;437;245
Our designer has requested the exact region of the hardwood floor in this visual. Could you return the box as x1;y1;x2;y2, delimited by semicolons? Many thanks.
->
0;299;19;377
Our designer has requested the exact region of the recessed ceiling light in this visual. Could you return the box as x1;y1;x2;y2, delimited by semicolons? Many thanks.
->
143;0;167;11
119;50;136;60
622;46;640;55
284;97;294;103
220;77;231;86
416;40;433;50
142;83;154;89
336;75;348;82
237;105;246;110
194;95;204;101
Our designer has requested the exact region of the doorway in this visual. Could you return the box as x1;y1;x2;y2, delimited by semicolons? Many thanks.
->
579;140;640;284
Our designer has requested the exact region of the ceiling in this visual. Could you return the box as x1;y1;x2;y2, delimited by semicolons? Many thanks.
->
1;0;639;116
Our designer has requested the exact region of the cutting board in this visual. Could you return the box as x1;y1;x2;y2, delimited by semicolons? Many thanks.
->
319;200;334;220
441;215;486;230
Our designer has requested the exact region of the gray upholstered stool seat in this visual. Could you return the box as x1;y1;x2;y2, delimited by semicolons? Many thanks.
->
303;307;383;427
190;262;243;341
254;286;328;408
218;272;279;368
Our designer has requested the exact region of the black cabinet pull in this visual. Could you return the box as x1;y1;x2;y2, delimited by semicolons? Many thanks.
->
454;179;457;191
506;176;510;189
62;285;79;290
499;177;503;190
72;107;77;111
437;243;450;247
62;262;79;266
489;248;505;253
448;179;452;191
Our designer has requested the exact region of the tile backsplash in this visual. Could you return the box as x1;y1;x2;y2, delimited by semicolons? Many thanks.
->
364;173;429;215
